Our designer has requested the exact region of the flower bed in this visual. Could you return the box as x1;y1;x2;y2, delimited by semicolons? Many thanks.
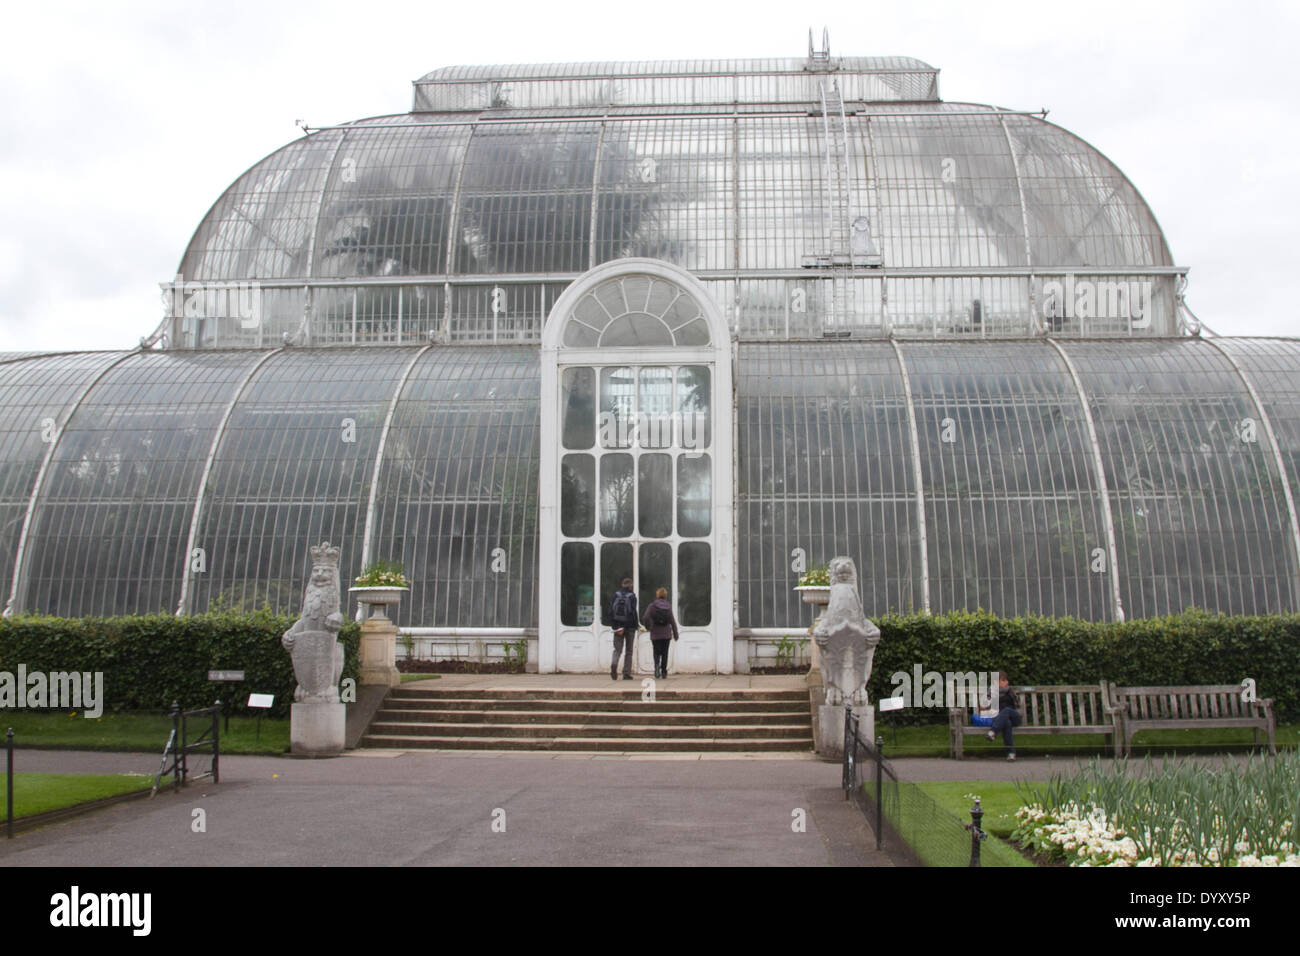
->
1011;752;1300;866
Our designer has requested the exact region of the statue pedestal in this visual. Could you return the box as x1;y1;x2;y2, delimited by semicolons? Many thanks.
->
806;629;822;686
359;615;401;687
815;702;874;760
291;700;346;755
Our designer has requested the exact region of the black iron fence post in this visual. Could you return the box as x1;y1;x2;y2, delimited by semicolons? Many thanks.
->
212;700;220;785
5;728;13;839
968;797;986;867
170;702;181;793
841;707;855;797
875;735;884;851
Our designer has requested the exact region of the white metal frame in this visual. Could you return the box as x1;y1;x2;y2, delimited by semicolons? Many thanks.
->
1046;338;1126;622
175;348;285;614
889;340;931;614
1201;338;1300;595
4;351;139;617
539;259;734;673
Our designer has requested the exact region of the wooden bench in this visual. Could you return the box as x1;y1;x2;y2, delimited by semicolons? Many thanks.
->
1108;684;1276;757
948;682;1117;759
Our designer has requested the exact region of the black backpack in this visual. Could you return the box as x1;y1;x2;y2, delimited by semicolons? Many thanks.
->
611;590;633;621
652;605;670;627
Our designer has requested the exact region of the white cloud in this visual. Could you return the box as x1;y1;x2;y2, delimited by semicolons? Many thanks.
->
1;0;1297;348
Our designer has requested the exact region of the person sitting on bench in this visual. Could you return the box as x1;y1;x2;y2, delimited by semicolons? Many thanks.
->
985;672;1023;761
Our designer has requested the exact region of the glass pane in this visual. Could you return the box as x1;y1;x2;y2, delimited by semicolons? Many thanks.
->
639;542;672;613
674;318;711;346
735;342;921;626
1068;340;1293;618
639;453;672;538
600;366;634;448
601;542;634;622
562;367;595;449
677;365;711;450
602;314;673;347
638;366;673;449
187;349;410;618
563;315;600;348
599;453;634;538
677;454;712;537
561;454;594;537
907;342;1108;619
362;347;540;628
561;542;593;626
679;542;712;626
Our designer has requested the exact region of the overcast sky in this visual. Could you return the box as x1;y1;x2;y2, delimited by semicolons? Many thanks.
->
1;0;1296;352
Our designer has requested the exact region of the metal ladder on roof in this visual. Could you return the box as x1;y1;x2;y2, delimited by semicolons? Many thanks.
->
808;27;833;70
819;77;854;336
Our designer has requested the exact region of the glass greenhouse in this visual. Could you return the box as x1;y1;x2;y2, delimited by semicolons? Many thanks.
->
2;46;1297;672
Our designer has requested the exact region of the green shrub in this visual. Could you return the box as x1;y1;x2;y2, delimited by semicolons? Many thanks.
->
0;610;359;719
868;609;1300;723
3;609;1297;722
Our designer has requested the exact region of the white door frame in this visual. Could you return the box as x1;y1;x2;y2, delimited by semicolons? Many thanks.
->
539;259;734;673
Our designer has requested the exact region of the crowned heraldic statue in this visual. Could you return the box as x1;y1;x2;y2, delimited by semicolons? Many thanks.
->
811;556;881;757
282;542;347;754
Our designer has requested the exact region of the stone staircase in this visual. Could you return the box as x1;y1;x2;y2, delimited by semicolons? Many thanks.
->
361;685;814;752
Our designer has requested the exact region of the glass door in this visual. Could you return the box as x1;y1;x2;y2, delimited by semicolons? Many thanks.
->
556;363;714;672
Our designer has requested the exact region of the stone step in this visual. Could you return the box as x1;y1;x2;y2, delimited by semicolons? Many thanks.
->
388;687;807;702
360;684;815;753
374;708;810;726
360;734;813;752
367;720;813;739
381;697;808;714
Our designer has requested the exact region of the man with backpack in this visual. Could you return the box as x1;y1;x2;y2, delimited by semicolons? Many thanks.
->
603;577;639;681
642;587;679;679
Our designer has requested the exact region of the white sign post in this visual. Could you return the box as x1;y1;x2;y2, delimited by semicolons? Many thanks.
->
247;693;274;743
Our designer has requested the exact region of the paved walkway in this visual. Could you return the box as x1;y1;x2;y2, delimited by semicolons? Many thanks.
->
0;748;892;867
14;748;1260;780
4;674;1269;866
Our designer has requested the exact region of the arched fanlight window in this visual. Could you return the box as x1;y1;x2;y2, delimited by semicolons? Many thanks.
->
559;274;711;349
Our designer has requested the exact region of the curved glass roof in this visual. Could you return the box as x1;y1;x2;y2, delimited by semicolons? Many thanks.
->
168;52;1178;347
181;108;1168;282
4;340;1298;623
418;56;937;81
413;57;940;110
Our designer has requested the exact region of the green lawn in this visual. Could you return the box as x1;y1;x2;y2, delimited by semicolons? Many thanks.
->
399;673;441;683
911;779;1037;839
872;779;1036;867
871;720;1298;758
1;711;288;754
0;772;158;819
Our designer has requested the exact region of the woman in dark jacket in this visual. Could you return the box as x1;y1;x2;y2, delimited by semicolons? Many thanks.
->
642;587;679;679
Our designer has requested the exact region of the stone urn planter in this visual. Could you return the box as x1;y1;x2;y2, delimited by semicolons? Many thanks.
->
349;586;408;621
350;586;408;688
794;585;831;606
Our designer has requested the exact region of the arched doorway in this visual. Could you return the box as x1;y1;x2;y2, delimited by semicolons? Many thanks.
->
539;259;733;673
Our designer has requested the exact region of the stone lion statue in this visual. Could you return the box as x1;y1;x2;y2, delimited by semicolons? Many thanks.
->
282;542;345;703
812;556;880;707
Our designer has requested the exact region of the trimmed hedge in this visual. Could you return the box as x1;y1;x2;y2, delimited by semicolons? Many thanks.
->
868;609;1300;723
2;609;1296;722
0;611;360;719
